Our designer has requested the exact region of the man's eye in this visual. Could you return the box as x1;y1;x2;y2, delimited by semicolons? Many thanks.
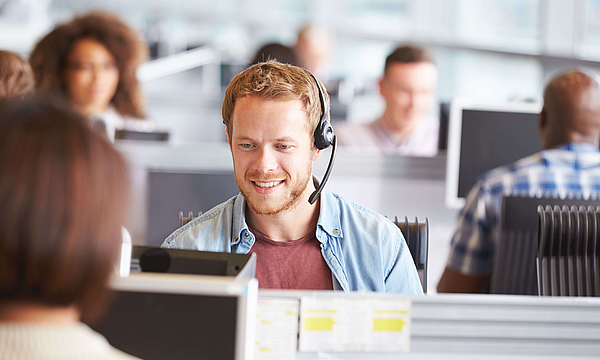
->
278;145;288;150
242;144;252;148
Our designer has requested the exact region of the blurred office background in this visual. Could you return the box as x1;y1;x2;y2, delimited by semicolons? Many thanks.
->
3;0;600;142
3;0;600;292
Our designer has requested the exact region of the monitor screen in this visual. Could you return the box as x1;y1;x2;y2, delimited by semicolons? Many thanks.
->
446;102;543;208
147;171;239;246
92;273;258;360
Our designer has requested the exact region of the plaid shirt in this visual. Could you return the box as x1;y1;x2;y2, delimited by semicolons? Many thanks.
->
447;142;600;276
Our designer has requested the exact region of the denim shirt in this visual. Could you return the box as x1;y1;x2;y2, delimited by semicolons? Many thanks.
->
161;188;423;294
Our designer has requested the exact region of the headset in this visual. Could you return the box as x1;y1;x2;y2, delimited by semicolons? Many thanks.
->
306;71;337;205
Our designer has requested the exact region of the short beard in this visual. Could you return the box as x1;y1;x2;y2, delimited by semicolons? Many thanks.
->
238;162;313;216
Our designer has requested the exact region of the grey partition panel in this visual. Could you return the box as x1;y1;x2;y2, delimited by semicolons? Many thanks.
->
146;170;239;246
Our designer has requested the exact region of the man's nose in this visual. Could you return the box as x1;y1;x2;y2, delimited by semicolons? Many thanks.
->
253;148;278;173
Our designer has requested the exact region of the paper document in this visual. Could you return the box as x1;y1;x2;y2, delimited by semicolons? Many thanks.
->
255;298;300;360
299;297;411;353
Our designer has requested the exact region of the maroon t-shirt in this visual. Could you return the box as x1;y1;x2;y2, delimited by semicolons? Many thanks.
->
249;228;333;290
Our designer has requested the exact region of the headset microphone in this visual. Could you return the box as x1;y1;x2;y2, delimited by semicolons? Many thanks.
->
306;71;337;205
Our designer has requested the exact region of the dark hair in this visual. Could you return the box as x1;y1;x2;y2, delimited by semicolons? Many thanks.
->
0;50;34;98
0;96;130;321
29;11;148;119
384;45;433;76
250;43;299;67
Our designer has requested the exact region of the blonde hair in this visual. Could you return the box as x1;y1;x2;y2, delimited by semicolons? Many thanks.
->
0;50;34;98
222;60;329;143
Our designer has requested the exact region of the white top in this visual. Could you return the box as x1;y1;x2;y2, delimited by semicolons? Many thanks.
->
90;107;155;143
335;117;439;157
0;322;139;360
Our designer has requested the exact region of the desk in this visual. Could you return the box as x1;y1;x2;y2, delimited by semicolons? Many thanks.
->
259;290;600;359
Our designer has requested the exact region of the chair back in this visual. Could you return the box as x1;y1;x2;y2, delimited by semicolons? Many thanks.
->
394;217;429;293
537;205;600;296
492;195;600;295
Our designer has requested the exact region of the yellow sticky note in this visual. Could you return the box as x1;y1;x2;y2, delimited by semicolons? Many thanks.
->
304;317;336;331
373;318;406;332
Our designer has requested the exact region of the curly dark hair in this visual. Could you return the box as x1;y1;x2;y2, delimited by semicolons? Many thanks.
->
29;11;148;119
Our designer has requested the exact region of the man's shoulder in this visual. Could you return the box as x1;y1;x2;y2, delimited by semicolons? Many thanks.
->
479;151;543;185
161;195;239;250
328;192;401;238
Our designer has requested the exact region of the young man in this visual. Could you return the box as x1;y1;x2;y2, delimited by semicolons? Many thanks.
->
437;70;600;293
336;45;439;156
162;61;422;294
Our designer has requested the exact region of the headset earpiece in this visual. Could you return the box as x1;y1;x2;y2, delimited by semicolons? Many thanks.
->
307;72;334;150
305;70;337;205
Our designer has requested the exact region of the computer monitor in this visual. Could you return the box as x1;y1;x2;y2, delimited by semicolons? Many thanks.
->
131;245;256;279
445;100;543;208
92;273;258;360
146;170;239;246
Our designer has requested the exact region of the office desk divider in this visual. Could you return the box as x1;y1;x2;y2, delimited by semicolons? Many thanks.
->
256;290;600;359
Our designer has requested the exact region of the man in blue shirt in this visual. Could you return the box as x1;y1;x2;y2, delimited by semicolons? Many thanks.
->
162;60;422;294
438;70;600;293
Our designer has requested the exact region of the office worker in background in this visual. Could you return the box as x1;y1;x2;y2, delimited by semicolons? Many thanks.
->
29;11;151;142
437;70;600;293
163;60;422;294
0;97;136;359
335;45;439;156
294;23;332;81
0;50;34;98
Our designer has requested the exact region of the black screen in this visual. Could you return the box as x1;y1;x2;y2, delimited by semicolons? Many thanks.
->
457;109;543;198
92;291;238;360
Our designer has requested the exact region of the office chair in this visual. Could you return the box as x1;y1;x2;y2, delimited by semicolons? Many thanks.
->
491;195;600;295
394;216;429;293
537;205;600;297
179;211;202;227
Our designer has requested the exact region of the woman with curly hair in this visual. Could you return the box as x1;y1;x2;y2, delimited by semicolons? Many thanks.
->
30;11;151;141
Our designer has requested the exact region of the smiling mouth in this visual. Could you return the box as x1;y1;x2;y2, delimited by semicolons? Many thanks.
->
252;180;284;189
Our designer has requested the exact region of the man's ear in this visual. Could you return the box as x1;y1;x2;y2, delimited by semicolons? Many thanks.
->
312;148;323;161
378;77;386;97
226;128;231;146
539;108;547;133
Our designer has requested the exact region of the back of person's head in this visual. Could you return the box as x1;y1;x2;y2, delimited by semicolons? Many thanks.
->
541;69;600;148
384;45;433;76
0;96;130;321
0;50;34;98
29;11;148;118
250;43;298;67
222;60;329;143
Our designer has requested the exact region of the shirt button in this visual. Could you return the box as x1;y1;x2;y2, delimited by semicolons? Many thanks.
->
244;233;250;239
333;229;339;234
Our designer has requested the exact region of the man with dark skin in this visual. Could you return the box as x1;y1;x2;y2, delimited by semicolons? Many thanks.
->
438;70;600;293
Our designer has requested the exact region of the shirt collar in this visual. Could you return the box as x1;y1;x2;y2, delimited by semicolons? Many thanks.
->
541;142;600;169
316;187;343;241
551;142;599;153
231;194;249;246
231;187;343;245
